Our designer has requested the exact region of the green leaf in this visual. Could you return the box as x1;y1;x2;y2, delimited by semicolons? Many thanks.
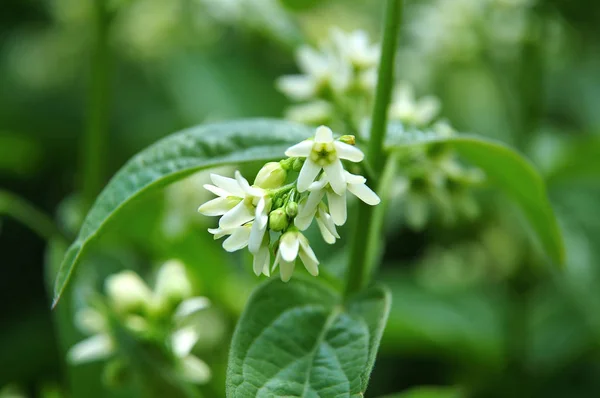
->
378;386;464;398
52;119;313;307
386;127;565;266
226;277;390;397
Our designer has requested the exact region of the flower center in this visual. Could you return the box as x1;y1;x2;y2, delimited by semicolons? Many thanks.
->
310;142;336;166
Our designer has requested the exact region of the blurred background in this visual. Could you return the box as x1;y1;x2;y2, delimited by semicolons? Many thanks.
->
1;0;600;397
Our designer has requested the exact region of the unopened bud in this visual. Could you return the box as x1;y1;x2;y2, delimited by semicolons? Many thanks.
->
338;135;356;145
285;202;298;217
269;208;289;231
254;162;287;189
292;158;304;172
105;271;152;314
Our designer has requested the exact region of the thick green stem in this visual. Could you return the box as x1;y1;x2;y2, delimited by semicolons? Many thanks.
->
81;0;111;208
344;0;403;297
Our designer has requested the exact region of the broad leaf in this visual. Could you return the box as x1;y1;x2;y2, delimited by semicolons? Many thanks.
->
53;119;313;306
386;127;565;266
226;278;390;397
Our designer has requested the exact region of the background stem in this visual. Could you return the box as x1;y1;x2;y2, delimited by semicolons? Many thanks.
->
344;0;403;297
81;0;111;208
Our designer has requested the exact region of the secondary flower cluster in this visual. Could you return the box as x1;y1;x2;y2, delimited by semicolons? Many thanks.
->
198;125;380;282
68;261;212;387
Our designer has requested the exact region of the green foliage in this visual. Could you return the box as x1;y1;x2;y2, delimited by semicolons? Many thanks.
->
226;277;390;397
52;119;313;306
387;127;565;265
379;386;464;398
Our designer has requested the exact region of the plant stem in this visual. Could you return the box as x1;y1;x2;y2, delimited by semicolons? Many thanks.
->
344;0;403;297
0;190;65;241
81;0;111;208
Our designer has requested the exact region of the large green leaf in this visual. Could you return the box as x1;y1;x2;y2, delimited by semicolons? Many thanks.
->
386;127;565;266
226;278;390;397
52;119;313;306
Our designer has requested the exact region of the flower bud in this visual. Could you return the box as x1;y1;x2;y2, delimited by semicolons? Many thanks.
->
285;202;298;217
154;260;193;311
292;158;304;172
105;271;152;314
269;208;289;231
338;135;356;145
254;162;287;189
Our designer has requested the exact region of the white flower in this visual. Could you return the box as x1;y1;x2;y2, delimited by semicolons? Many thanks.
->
285;125;364;194
299;170;380;226
284;100;333;125
153;260;193;307
330;28;380;70
105;271;153;313
67;334;114;365
295;199;339;244
277;46;350;101
208;224;252;252
171;327;211;384
389;83;440;126
248;196;271;254
198;171;265;229
273;230;319;282
252;234;271;277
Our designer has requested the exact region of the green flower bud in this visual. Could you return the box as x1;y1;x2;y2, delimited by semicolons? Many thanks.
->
269;208;289;231
254;162;287;189
338;135;356;145
292;158;304;172
285;202;298;217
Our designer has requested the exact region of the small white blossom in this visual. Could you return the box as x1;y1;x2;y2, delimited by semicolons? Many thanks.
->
105;271;153;313
198;171;265;229
208;224;252;252
273;230;319;282
389;83;441;126
295;198;339;244
285;125;364;194
67;334;114;365
330;28;380;70
248;196;271;254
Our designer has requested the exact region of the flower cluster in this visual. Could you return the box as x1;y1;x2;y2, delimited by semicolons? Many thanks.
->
394;122;485;230
67;260;212;387
277;28;380;128
198;125;380;282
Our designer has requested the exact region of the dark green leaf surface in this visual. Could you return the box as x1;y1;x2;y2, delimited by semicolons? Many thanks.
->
386;127;565;266
226;278;390;397
53;119;313;306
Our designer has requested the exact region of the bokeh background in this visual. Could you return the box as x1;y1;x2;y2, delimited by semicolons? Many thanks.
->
1;0;600;397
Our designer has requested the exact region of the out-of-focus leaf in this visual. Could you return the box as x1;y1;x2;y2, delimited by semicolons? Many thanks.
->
279;0;324;11
226;277;390;397
52;119;313;307
546;136;600;185
386;126;565;266
381;272;504;367
379;386;464;398
0;132;42;176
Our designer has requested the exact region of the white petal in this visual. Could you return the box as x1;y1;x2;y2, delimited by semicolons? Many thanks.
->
180;355;211;384
334;141;364;162
308;178;328;191
299;250;319;276
248;199;268;253
415;96;441;125
175;297;211;320
219;201;254;228
343;171;366;184
316;217;336;244
317;207;340;241
294;214;313;231
314;125;334;143
285;140;313;158
297;160;321;192
326;190;347;226
74;308;106;335
348;182;381;205
253;245;270;276
297;46;328;76
298;235;319;265
222;226;251;252
172;327;199;358
208;227;228;239
203;184;229;198
277;75;317;101
279;259;295;282
210;174;244;197
234;171;251;192
323;160;346;195
297;190;324;219
198;197;237;216
67;334;114;364
279;232;300;262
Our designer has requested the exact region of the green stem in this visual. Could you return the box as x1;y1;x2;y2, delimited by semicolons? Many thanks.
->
344;0;403;297
0;190;64;241
81;0;111;208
